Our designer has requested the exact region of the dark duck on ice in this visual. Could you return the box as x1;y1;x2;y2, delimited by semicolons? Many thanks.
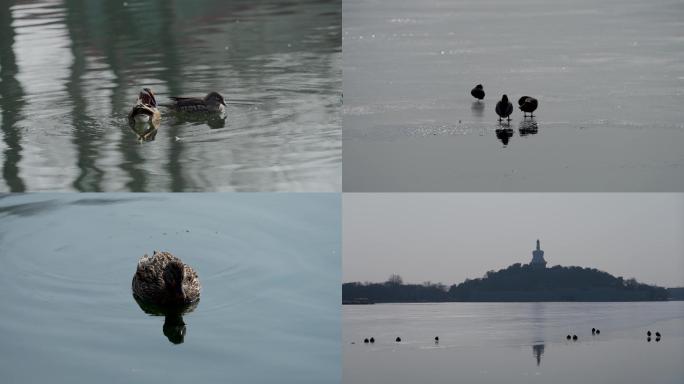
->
518;96;538;118
471;84;485;101
170;91;226;113
495;94;513;122
132;251;201;308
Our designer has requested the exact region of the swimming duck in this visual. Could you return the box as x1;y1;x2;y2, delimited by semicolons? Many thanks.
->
572;335;578;340
169;91;226;113
128;88;161;125
471;84;485;101
370;337;375;343
132;251;201;308
518;96;538;118
495;94;513;122
396;337;401;342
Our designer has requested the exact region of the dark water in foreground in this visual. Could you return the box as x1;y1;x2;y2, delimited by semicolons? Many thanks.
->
344;302;684;384
0;0;341;192
0;194;340;383
343;0;684;191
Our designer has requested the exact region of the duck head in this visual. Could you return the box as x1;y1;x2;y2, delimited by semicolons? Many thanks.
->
205;91;226;111
140;88;157;107
501;94;509;103
163;260;186;304
475;84;483;90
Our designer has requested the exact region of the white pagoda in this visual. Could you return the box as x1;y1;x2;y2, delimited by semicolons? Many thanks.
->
530;239;547;268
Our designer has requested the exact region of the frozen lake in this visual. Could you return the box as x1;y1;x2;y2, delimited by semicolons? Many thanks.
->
344;302;684;384
342;0;684;191
0;193;340;383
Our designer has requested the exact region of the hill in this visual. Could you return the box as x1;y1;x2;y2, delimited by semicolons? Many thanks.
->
343;264;669;303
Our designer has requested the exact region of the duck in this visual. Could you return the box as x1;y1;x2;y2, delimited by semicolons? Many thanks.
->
370;337;375;343
592;328;596;335
396;337;401;342
572;335;578;340
434;336;439;343
655;332;661;338
364;338;369;343
566;335;571;340
647;330;652;337
132;251;201;308
471;84;485;101
128;88;161;125
518;96;538;118
495;94;513;122
595;329;600;335
169;91;226;113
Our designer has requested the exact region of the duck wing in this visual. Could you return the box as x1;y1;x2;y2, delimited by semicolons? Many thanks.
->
128;103;155;120
495;101;504;116
170;97;209;112
518;96;538;112
505;102;514;116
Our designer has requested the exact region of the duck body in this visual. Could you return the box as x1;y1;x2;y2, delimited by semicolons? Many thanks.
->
129;104;161;124
471;84;485;100
495;94;514;121
518;96;538;117
128;88;161;126
170;91;226;114
132;251;201;308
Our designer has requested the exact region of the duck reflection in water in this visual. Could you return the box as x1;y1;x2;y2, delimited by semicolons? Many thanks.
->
532;344;545;366
134;295;199;344
519;119;539;137
169;112;227;130
471;101;485;118
130;122;159;142
495;126;514;146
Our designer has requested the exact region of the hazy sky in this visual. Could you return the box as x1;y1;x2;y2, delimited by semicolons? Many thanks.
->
343;194;684;287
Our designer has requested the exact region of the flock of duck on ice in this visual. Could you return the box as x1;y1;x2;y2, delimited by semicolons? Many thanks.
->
354;327;664;346
470;83;538;121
